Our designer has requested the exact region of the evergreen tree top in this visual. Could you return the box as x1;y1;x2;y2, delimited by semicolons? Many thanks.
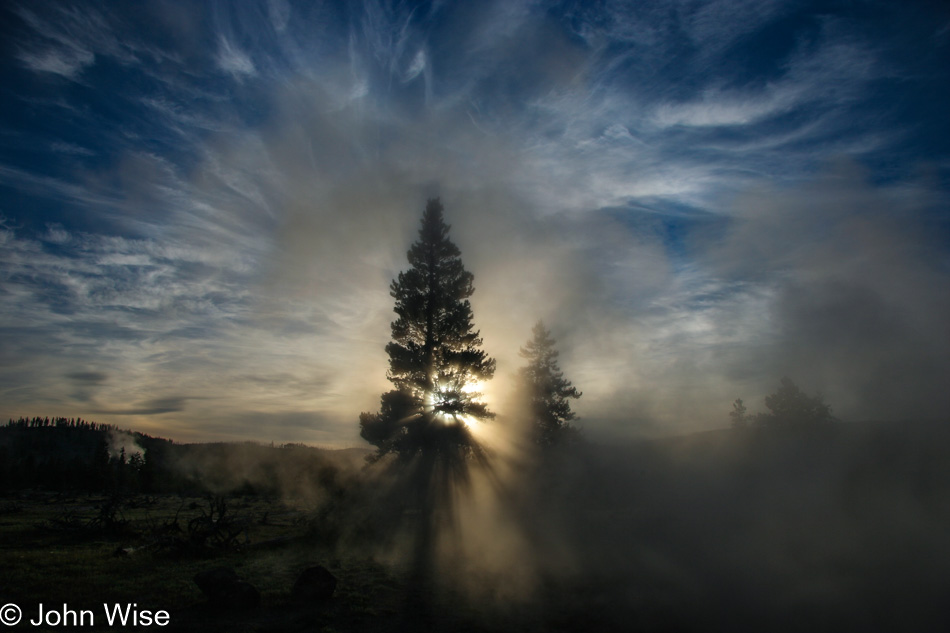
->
520;320;560;365
405;199;463;273
416;198;452;246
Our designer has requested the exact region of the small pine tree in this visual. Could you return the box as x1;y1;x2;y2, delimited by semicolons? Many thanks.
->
518;320;582;447
359;198;496;461
729;398;749;429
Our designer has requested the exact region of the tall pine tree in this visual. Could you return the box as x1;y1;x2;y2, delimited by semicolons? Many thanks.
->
360;198;495;461
518;320;582;447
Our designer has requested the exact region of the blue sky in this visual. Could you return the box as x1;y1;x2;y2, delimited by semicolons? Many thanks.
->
1;0;948;445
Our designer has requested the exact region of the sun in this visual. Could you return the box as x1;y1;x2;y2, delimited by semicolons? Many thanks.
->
426;379;489;430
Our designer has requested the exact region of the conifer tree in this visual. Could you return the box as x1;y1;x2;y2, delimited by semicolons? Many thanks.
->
729;398;749;429
360;199;495;461
518;320;582;447
760;377;835;430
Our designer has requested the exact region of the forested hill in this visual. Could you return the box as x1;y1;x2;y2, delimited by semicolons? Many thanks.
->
5;413;948;501
0;417;368;497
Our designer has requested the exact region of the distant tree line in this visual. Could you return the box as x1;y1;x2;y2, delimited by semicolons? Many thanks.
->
730;377;837;433
5;415;114;431
0;417;170;493
0;418;358;498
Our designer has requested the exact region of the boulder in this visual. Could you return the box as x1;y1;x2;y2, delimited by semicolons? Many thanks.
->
291;565;337;603
193;567;260;610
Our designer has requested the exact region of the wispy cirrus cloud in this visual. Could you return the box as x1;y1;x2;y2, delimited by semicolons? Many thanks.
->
12;3;144;79
215;35;256;77
16;45;93;79
651;84;801;128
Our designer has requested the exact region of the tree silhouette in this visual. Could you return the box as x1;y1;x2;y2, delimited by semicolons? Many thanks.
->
729;398;749;430
359;198;496;462
756;377;835;430
518;320;582;447
358;199;497;623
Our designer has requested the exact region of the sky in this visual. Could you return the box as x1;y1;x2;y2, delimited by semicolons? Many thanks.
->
1;0;948;446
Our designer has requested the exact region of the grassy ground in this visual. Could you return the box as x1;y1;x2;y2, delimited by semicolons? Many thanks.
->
0;492;421;632
1;491;619;633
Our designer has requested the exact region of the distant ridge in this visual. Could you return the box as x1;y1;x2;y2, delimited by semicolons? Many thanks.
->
1;416;371;495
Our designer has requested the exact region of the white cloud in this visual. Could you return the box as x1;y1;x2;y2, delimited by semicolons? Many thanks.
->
268;0;291;33
17;46;94;78
50;141;96;156
651;87;797;128
404;49;426;82
215;36;256;77
43;223;71;244
12;4;146;79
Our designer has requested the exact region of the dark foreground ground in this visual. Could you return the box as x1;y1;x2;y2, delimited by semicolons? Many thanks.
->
0;491;658;633
3;420;950;632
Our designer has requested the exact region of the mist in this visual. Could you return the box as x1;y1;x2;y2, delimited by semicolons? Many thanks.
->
172;400;946;631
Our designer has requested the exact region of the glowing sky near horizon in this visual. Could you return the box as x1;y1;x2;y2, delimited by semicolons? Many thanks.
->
1;1;948;445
